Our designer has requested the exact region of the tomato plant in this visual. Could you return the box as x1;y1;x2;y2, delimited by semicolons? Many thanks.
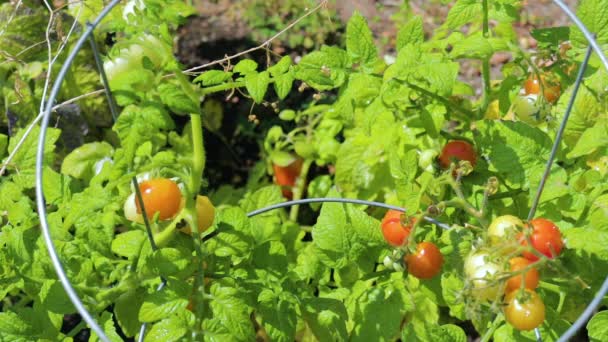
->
405;242;443;279
504;290;546;331
135;178;182;220
438;140;477;170
381;209;414;247
505;257;540;293
2;1;606;341
519;218;564;261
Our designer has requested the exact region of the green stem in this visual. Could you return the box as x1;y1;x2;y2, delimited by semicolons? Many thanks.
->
480;0;491;117
480;314;503;342
289;159;312;221
405;81;476;120
190;114;205;193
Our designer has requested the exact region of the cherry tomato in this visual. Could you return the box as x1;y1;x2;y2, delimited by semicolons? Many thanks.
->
524;74;561;104
135;178;182;220
464;251;504;301
519;218;564;261
512;94;545;125
182;195;216;235
405;242;443;279
504;289;546;331
438;140;477;170
505;257;539;294
381;210;414;247
273;158;304;198
488;215;523;245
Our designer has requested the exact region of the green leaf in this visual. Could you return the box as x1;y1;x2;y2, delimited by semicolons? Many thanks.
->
295;46;349;91
39;280;75;314
61;142;113;180
474;120;552;187
158;82;200;115
301;297;348;341
115;290;145;337
348;282;407;341
346;11;378;65
311;190;384;269
429;324;467;342
567;123;608;158
588;311;608;342
531;27;571;48
6;126;61;188
208;207;254;263
193;69;233;86
144;314;188;342
0;133;7;159
571;0;608;48
268;56;292;76
245;70;270;104
139;287;189;323
205;282;255;341
148;248;191;277
42;166;72;205
233;59;258;75
257;289;297;342
396;16;424;50
0;311;32;336
274;72;294;100
451;33;495;60
445;0;482;30
112;230;146;259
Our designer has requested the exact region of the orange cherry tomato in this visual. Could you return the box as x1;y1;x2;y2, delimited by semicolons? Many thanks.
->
135;178;182;220
272;158;304;198
438;140;477;170
381;209;414;247
524;74;561;104
519;218;564;261
505;257;539;294
405;242;443;279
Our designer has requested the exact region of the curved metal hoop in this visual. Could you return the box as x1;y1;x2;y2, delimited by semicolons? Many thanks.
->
32;1;608;341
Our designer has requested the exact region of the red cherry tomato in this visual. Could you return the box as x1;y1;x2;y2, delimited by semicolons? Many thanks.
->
504;289;546;331
505;257;539;294
273;158;304;198
381;210;414;247
519;218;564;261
438;140;477;170
405;242;443;279
524;74;561;104
135;178;182;220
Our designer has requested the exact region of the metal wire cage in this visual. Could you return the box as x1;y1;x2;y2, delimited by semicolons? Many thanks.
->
31;1;608;341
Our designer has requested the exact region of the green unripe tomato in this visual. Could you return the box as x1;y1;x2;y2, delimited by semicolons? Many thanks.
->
488;215;523;245
512;94;545;125
464;251;504;301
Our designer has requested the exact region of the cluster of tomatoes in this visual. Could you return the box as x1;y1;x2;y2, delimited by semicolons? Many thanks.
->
381;209;444;279
123;178;215;235
381;139;564;332
482;215;563;331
